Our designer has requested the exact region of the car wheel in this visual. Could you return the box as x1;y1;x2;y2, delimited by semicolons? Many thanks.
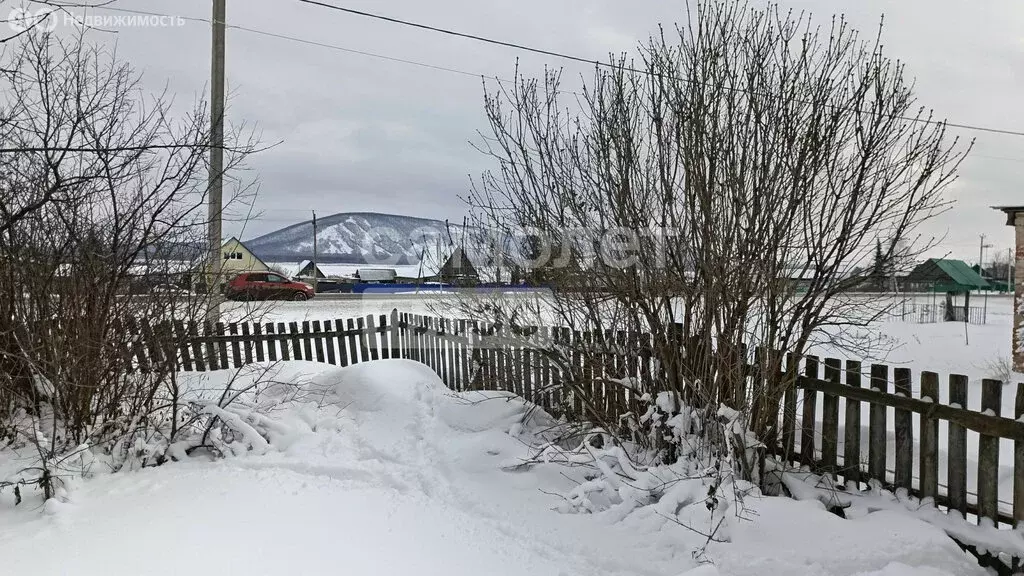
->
292;291;308;301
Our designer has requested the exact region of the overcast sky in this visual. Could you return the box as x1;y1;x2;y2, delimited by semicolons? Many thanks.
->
23;0;1024;264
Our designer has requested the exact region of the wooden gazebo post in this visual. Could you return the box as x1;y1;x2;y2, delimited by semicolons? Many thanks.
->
994;206;1024;372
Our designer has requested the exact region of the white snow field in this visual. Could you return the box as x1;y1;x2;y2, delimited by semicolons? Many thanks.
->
0;359;987;576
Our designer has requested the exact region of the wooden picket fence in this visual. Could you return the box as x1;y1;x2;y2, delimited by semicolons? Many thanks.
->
120;309;1024;563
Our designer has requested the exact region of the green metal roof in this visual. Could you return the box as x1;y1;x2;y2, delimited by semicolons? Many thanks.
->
907;258;990;291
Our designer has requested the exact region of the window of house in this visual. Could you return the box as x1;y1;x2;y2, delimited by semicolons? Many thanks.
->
224;251;243;260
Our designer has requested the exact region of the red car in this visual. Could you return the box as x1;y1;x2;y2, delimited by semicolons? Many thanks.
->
224;272;314;301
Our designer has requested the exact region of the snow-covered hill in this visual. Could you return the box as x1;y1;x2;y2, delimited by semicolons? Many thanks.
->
244;212;468;265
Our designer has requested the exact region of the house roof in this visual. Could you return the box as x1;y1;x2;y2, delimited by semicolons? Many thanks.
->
906;258;990;291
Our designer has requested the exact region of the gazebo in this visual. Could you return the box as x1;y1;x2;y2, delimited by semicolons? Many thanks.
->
905;258;989;322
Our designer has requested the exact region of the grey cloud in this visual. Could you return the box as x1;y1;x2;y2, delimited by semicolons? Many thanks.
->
35;0;1024;261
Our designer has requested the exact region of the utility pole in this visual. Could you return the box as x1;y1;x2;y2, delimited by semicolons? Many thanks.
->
311;210;318;293
206;0;226;324
978;234;993;289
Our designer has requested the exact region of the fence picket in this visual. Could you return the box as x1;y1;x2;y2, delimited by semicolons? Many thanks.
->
287;322;301;361
947;374;969;517
301;321;313;361
202;322;217;370
978;378;1002;523
540;326;554;411
390;310;401;360
252;323;265;363
443;318;454;388
801;356;820;466
365;314;379;361
459;319;470;390
822;358;841;476
188;321;205;371
869;364;889;482
352;315;364;360
919;371;940;500
312;320;326;363
894;368;914;490
139;319;163;368
175;321;194;371
783;352;798;460
240;323;254;365
265;323;277;362
228;323;242;368
335;318;348;366
843;360;862;486
278;323;290;361
215;322;229;369
323;320;337;365
158;321;179;373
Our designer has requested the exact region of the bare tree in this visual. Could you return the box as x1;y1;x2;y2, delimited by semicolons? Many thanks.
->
0;29;261;496
463;0;969;475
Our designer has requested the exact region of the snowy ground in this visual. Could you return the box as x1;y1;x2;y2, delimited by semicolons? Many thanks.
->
0;360;989;575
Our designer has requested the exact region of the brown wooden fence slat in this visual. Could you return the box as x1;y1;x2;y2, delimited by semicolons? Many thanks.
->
458;319;471;390
324;320;337;365
919;371;940;500
821;358;841;476
843;360;862;485
301;321;314;361
265;323;278;362
189;321;206;371
978;378;1003;523
264;323;277;362
489;323;500;391
288;322;302;361
947;374;969;517
894;367;914;491
312;320;326;363
252;323;265;363
215;322;229;368
801;355;820;466
175;320;194;371
228;323;242;368
128;318;151;373
348;318;362;363
443;318;454;388
390;310;401;360
139;319;163;368
202;322;218;370
377;315;390;361
782;352;798;459
277;323;290;361
415;315;425;367
335;318;348;366
539;326;553;410
1016;382;1024;526
159;321;179;372
497;325;509;393
366;315;380;361
868;364;889;482
242;322;255;365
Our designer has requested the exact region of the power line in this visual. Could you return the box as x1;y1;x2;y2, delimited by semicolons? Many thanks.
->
297;0;1024;139
91;6;502;82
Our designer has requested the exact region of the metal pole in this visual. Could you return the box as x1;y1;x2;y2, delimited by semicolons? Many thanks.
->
311;210;318;293
206;0;226;324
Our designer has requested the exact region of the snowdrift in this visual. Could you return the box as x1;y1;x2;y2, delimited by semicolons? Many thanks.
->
0;359;989;576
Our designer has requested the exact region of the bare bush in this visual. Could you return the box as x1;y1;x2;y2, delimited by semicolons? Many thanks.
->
0;30;261;497
462;0;969;477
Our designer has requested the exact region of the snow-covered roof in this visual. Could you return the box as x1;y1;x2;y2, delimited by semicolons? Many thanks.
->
266;262;440;279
